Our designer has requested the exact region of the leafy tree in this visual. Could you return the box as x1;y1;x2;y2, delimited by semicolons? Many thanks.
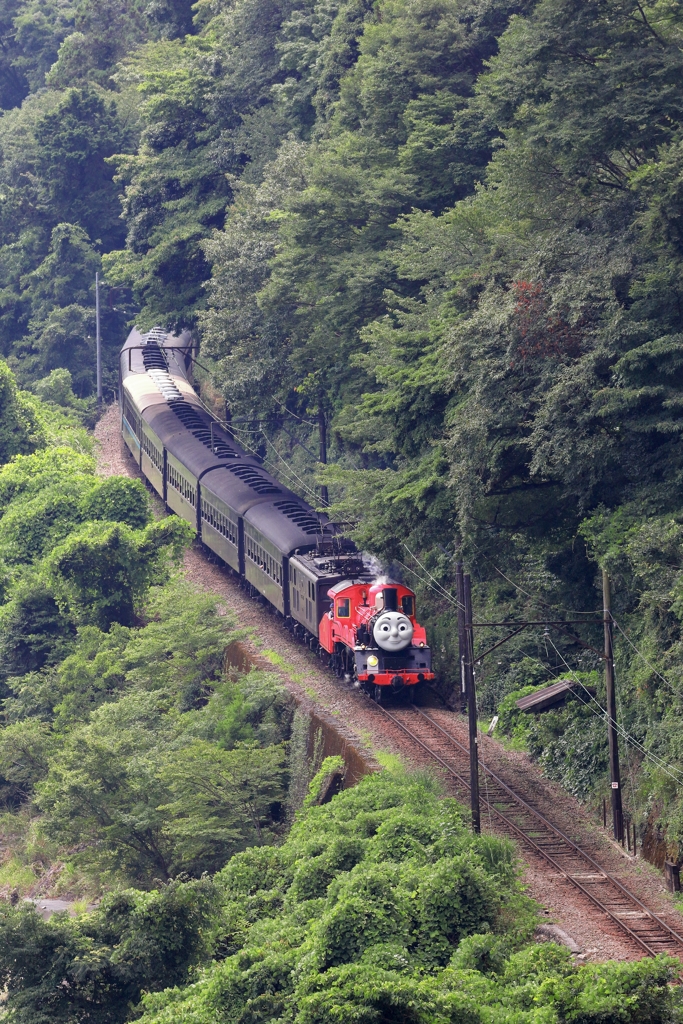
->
0;877;219;1023
80;476;151;530
10;0;75;93
129;770;680;1024
33;367;87;408
46;517;193;628
0;573;76;677
0;445;95;514
47;0;149;90
0;0;74;109
0;359;43;463
0;719;54;804
36;685;287;880
0;476;150;567
104;0;310;329
33;90;124;248
0;483;87;565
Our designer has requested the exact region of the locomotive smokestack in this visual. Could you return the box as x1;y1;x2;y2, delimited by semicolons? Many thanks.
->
383;588;398;611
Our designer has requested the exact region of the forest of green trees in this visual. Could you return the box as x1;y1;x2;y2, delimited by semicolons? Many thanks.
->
2;0;683;1017
0;367;677;1018
0;0;679;723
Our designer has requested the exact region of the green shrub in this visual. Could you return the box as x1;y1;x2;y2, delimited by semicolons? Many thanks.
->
80;475;151;529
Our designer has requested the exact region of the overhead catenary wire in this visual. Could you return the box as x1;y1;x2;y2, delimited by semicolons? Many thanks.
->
187;389;322;502
200;405;326;508
189;378;671;782
395;558;460;610
399;549;683;789
270;394;317;426
544;633;683;787
230;421;323;505
468;555;683;786
612;618;678;695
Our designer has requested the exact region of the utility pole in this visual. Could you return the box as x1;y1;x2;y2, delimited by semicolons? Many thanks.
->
318;397;328;507
95;272;102;405
603;570;623;842
463;572;481;834
455;562;467;714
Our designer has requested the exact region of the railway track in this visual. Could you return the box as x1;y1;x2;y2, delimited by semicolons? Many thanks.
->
377;703;683;959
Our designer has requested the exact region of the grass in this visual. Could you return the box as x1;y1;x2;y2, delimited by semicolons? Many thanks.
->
262;649;286;667
0;856;37;893
375;751;404;771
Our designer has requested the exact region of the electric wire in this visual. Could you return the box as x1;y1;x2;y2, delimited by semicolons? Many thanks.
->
270;394;317;426
470;557;683;788
225;420;325;507
544;634;683;786
213;414;326;508
183;377;333;508
261;430;330;508
184;372;683;795
403;544;465;611
395;558;460;610
399;549;683;790
187;390;324;505
612;618;677;694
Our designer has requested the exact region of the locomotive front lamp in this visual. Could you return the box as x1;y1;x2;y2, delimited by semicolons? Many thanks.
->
367;655;379;668
419;642;425;648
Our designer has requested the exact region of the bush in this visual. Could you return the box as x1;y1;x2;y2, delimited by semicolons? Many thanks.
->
80;475;151;529
0;877;219;1024
47;517;193;628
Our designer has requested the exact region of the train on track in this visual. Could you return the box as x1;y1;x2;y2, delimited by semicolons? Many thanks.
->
119;327;434;700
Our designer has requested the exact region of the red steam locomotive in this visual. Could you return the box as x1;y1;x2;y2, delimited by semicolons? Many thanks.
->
319;576;434;701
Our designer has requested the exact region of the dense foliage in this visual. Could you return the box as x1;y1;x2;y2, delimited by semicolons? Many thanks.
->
0;361;291;894
110;0;683;853
0;769;679;1023
3;2;683;1018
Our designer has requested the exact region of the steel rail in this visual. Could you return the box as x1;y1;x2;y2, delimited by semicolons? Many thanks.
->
417;708;683;949
374;702;683;958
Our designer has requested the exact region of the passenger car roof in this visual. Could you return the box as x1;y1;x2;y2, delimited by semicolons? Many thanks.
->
245;499;334;556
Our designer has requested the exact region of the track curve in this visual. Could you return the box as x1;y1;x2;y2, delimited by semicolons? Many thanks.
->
377;704;683;959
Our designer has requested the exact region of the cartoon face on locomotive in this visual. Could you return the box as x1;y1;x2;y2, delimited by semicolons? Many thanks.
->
319;578;434;699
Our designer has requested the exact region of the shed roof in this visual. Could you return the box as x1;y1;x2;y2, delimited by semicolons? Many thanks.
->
515;679;582;714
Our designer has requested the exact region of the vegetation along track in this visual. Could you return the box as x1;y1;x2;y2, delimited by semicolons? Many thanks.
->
379;704;683;960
